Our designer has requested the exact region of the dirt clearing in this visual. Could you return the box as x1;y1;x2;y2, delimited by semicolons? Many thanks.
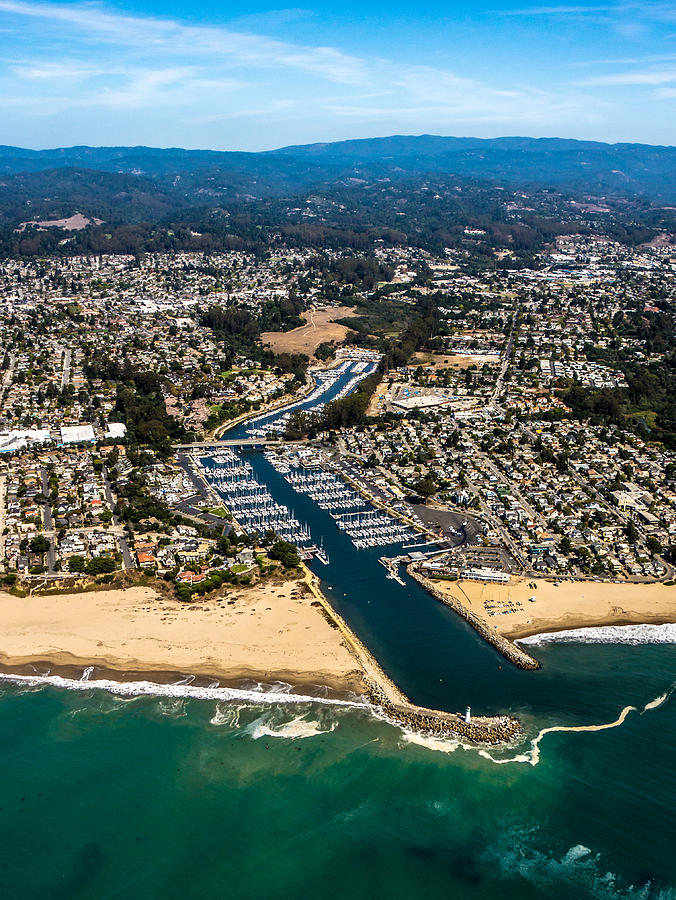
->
262;306;357;357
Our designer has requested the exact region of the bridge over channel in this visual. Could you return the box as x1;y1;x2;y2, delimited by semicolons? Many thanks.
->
174;438;283;451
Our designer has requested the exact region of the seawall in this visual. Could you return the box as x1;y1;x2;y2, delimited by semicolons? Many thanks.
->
407;565;541;671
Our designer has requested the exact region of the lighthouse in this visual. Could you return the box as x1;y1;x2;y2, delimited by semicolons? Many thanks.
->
465;706;471;724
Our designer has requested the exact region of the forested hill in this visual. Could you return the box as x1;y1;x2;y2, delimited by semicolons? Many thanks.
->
2;135;676;201
1;135;675;259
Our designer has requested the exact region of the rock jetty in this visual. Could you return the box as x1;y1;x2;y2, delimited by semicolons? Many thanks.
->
303;566;524;744
364;682;522;744
407;565;541;671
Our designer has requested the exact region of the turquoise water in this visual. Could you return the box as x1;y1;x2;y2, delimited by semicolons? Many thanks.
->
1;368;673;897
0;654;673;899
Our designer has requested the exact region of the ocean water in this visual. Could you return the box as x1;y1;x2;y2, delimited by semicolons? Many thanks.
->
2;369;673;897
0;649;673;900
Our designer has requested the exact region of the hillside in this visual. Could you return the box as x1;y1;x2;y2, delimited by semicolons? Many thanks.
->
2;135;676;201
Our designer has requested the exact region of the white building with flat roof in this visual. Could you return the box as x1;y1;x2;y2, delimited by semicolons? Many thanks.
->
60;424;95;444
461;567;510;584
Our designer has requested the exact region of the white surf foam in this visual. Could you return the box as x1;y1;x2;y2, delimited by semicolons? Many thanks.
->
400;730;466;755
210;702;246;727
484;832;633;899
517;622;676;646
0;671;370;711
246;711;337;740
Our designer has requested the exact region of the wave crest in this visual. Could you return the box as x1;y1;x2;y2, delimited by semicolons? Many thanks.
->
0;671;369;710
517;623;676;646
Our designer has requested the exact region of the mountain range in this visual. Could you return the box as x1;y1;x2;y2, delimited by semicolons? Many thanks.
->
2;135;676;208
2;135;674;258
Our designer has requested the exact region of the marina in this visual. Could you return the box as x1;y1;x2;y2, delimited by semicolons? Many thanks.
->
216;359;563;715
196;449;313;547
278;463;419;547
244;360;378;439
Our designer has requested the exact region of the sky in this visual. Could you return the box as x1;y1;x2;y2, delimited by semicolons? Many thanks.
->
1;0;675;150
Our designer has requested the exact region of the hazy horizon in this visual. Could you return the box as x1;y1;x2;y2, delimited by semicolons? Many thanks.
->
4;132;676;155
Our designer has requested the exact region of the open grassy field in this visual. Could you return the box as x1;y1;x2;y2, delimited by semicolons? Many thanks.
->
261;306;357;357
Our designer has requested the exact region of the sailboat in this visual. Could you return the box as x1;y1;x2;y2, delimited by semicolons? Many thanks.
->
316;536;330;566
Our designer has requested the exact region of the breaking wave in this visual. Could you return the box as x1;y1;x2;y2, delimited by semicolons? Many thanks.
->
0;671;370;711
400;730;467;755
210;703;245;728
518;623;676;646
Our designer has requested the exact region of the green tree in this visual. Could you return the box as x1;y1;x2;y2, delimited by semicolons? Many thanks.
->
413;476;437;500
646;536;663;556
269;540;301;568
68;555;87;573
625;520;639;544
29;535;50;555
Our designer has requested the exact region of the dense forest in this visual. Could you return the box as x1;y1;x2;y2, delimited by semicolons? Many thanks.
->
1;136;675;263
83;357;189;451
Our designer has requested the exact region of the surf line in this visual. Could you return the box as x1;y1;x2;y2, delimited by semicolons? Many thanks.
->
481;686;673;766
0;672;371;710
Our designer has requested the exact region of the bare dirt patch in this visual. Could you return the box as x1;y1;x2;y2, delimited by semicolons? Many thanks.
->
262;306;357;357
412;352;496;370
17;213;104;232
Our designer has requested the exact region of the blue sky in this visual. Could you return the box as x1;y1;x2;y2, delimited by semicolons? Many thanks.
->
1;0;675;149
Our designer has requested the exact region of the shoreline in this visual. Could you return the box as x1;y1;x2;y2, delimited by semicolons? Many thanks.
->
506;612;676;641
0;656;365;700
516;621;676;646
0;579;369;699
302;566;523;744
0;570;524;744
425;574;676;643
407;565;541;670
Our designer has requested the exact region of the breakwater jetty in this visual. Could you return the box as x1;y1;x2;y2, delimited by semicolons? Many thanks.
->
302;566;522;744
407;565;541;671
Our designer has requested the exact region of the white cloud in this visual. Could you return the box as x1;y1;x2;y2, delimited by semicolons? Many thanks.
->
577;68;676;85
0;0;369;84
0;0;669;146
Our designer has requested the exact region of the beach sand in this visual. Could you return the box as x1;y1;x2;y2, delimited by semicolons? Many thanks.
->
0;579;366;694
432;577;676;639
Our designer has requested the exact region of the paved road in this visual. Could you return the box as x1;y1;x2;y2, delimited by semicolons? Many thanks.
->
175;501;232;532
0;352;16;404
410;503;482;547
60;347;72;390
102;467;134;569
40;469;56;573
488;309;518;408
176;454;222;504
0;475;6;563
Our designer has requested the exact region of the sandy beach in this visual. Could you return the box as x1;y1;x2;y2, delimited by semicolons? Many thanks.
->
0;579;366;694
432;577;676;639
